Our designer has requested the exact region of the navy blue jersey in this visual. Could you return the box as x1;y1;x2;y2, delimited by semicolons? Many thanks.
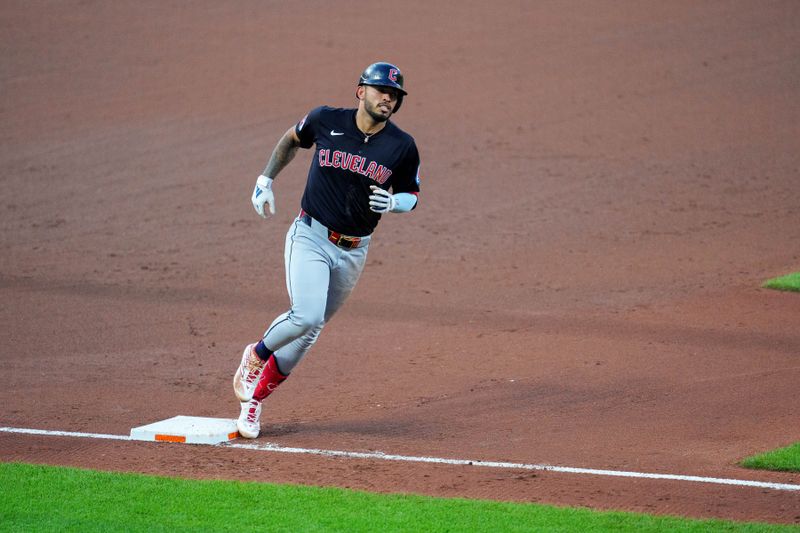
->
294;106;421;237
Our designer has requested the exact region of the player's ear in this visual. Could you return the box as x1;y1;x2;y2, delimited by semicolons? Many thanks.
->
355;85;366;101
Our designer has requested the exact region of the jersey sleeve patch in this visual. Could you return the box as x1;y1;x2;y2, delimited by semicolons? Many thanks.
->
295;106;324;149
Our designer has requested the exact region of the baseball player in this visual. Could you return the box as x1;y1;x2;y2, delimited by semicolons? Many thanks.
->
233;62;422;438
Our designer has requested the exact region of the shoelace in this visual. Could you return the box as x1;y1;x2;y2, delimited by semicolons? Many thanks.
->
246;403;260;424
244;351;266;382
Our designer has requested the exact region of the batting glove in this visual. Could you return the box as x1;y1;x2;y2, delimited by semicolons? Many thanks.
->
368;186;396;213
369;186;418;213
251;175;275;218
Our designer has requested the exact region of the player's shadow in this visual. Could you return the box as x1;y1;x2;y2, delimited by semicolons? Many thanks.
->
258;416;431;439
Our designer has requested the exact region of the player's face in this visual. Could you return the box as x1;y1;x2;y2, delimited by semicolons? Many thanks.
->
361;85;398;122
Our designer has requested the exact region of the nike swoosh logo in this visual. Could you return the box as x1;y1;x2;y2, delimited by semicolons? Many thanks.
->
331;130;344;136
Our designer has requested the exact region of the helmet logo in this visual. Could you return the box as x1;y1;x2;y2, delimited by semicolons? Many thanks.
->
388;68;399;82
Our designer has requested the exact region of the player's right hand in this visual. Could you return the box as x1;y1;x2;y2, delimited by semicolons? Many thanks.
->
251;175;275;218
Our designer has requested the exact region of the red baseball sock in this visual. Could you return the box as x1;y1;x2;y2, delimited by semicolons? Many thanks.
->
252;354;288;402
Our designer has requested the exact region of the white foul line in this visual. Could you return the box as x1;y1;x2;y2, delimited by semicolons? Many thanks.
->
0;427;131;441
1;426;798;492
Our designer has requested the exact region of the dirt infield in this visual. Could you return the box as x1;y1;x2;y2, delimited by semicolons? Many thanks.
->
2;0;799;525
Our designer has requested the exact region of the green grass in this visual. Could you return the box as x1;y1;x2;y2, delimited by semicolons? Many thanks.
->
741;442;800;473
762;272;800;292
0;462;794;532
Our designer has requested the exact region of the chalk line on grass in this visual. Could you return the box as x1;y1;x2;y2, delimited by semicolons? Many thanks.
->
1;425;798;492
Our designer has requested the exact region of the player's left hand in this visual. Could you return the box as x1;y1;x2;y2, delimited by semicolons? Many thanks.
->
368;186;396;213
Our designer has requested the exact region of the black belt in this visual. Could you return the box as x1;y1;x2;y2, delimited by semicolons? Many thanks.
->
299;212;363;250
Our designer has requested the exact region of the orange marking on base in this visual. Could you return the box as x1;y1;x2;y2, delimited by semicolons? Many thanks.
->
228;432;238;440
155;434;186;443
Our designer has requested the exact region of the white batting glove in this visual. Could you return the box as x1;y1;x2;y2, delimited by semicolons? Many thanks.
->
251;175;275;218
368;186;396;213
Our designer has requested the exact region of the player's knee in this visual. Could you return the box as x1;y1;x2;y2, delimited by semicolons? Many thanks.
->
289;310;325;334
